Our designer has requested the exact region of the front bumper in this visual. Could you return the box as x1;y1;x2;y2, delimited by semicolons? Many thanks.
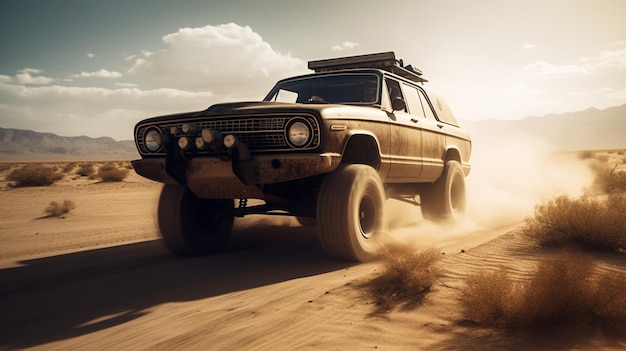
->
132;153;341;199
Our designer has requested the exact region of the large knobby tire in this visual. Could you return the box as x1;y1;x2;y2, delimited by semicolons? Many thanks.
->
420;160;466;221
316;164;386;261
158;184;234;256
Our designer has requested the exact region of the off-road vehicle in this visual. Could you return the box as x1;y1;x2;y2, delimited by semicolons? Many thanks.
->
132;52;471;261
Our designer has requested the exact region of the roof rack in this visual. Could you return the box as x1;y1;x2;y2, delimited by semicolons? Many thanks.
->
307;51;428;83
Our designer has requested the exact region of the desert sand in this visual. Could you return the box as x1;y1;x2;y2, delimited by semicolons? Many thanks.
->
0;154;625;350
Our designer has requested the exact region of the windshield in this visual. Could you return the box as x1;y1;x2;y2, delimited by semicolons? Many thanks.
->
264;73;380;105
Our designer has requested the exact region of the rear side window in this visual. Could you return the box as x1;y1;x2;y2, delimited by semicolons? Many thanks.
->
420;90;459;126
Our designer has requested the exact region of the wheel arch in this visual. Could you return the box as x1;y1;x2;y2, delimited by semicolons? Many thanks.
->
341;133;381;169
444;147;462;163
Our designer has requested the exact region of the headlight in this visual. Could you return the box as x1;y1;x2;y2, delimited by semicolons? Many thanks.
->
287;119;312;147
144;128;162;152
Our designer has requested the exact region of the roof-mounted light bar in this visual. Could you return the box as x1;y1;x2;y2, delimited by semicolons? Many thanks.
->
307;51;428;83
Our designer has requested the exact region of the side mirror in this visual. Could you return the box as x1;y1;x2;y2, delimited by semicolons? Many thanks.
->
391;97;406;112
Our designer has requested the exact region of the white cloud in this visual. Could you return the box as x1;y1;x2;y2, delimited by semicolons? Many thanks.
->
1;68;54;85
581;41;626;71
518;61;589;80
0;81;218;140
115;82;139;88
443;42;626;121
128;23;307;94
522;44;536;50
71;69;123;78
87;53;96;58
331;41;360;51
0;23;313;140
520;42;626;81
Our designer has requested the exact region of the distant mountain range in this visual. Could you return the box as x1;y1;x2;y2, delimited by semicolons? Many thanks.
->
0;128;138;160
0;104;624;161
461;103;626;151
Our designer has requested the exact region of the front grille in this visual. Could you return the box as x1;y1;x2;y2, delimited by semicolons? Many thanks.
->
136;114;320;156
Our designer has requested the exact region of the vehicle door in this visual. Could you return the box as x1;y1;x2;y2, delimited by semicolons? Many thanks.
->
415;87;447;181
384;78;423;180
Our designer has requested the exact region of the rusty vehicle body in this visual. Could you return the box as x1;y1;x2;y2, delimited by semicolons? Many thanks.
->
132;52;471;261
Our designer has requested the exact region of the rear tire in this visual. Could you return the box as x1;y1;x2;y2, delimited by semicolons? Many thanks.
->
421;160;466;221
316;165;385;261
158;184;234;256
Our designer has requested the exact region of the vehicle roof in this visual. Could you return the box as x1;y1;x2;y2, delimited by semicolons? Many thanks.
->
273;68;426;87
307;51;428;83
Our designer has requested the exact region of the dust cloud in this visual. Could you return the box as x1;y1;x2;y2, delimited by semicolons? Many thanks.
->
382;130;595;249
236;130;596;252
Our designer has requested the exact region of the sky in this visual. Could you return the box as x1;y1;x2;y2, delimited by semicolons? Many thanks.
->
0;0;625;141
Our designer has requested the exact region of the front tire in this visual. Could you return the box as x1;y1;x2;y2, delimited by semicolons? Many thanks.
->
421;160;466;221
158;184;234;256
316;165;386;261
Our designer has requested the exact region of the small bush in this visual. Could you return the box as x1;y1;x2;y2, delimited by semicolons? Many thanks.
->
461;269;523;328
76;163;95;177
6;164;63;187
592;164;626;194
461;253;626;329
364;246;440;312
97;163;129;182
0;164;12;172
62;163;76;173
523;194;626;251
45;200;76;217
578;150;595;160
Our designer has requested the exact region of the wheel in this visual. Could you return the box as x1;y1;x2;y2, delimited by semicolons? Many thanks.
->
420;160;466;221
158;184;234;256
316;164;386;261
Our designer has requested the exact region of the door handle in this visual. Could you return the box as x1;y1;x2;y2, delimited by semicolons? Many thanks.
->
411;118;418;123
437;124;444;129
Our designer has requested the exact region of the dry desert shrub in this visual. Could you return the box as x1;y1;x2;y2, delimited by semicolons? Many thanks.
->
0;163;13;172
96;162;129;182
6;164;64;187
62;162;77;173
460;269;524;328
118;161;133;169
577;150;595;160
45;200;76;217
523;194;626;251
461;253;626;329
364;246;441;312
76;163;96;177
592;164;626;194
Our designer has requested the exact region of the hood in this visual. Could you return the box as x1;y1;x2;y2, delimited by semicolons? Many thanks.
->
138;101;379;125
203;101;303;114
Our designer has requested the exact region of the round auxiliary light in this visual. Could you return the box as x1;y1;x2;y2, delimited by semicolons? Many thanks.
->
201;128;222;145
223;134;237;149
144;128;162;152
178;136;191;150
181;123;197;134
169;126;179;135
287;120;311;147
195;137;206;150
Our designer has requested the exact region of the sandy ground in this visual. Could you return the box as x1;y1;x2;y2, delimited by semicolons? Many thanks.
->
1;162;625;350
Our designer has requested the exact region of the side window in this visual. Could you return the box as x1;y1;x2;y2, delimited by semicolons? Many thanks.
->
417;90;437;121
272;89;298;103
429;92;459;126
385;78;406;112
400;83;425;118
